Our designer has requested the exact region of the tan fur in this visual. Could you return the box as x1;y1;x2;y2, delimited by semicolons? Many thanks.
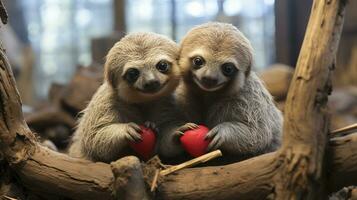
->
68;32;180;162
158;22;283;164
179;22;253;77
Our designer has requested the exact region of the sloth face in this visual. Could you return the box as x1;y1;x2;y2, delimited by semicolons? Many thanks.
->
122;59;173;94
187;50;239;92
179;22;253;93
105;32;180;103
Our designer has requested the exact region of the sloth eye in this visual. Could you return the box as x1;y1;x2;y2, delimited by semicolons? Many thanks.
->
192;56;205;69
156;60;170;73
221;63;237;77
124;68;140;83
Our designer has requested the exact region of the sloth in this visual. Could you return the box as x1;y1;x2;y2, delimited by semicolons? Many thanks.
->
68;32;182;163
158;22;283;163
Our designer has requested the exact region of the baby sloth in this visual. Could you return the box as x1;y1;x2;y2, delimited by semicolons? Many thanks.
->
69;32;180;162
159;22;283;162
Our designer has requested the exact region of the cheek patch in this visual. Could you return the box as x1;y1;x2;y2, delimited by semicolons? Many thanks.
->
229;71;245;94
237;71;246;90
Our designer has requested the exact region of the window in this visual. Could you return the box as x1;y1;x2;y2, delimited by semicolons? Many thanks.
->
125;0;276;69
21;0;113;99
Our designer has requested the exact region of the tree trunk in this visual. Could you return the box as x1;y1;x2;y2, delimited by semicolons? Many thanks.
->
274;0;346;199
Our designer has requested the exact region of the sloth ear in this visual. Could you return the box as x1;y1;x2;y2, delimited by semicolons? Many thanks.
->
104;64;119;89
244;48;253;77
245;61;252;77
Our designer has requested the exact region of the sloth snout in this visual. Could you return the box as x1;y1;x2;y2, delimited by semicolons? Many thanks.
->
201;76;218;88
143;80;161;92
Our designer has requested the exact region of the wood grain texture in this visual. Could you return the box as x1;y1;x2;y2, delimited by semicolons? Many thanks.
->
274;0;346;199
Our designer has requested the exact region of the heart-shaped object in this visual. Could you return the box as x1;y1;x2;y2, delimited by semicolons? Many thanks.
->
180;125;211;157
129;125;156;160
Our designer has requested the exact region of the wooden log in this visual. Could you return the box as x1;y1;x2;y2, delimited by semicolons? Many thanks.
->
329;186;357;200
157;134;357;200
0;41;145;200
274;0;346;199
61;66;103;113
0;48;36;164
15;145;113;200
111;156;149;200
157;152;277;200
91;34;124;65
0;134;355;200
0;0;8;24
25;106;76;130
328;133;357;192
259;64;294;101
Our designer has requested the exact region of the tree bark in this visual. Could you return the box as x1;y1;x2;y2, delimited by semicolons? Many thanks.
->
0;44;147;200
274;0;346;198
157;133;357;200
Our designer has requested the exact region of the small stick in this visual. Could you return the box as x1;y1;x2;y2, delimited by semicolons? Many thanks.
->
3;196;17;200
160;150;222;176
0;0;8;24
150;169;160;192
331;123;357;135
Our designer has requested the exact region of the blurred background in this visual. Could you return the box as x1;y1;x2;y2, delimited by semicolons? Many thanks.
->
0;0;356;151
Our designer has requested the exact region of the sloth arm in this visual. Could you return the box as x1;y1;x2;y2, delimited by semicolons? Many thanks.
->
154;97;188;159
157;120;187;158
207;77;283;156
73;84;140;162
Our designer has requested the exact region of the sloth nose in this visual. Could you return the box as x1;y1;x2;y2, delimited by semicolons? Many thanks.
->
201;76;218;88
143;80;161;92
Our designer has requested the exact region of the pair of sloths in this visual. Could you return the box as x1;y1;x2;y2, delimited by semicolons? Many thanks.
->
69;22;283;164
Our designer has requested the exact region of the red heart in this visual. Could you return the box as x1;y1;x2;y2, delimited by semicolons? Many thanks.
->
129;125;156;160
180;125;211;157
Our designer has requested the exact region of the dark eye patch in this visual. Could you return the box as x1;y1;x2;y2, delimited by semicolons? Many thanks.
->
124;68;140;84
156;60;171;73
221;63;238;77
192;56;205;69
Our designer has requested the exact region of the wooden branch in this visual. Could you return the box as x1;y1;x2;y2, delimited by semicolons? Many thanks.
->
157;133;357;200
150;150;222;192
0;0;8;24
274;0;346;198
160;150;222;176
330;123;357;136
259;64;294;101
25;106;76;130
0;133;354;200
61;66;103;113
157;152;277;200
15;145;113;200
111;156;149;200
0;49;36;164
0;45;144;200
328;133;357;192
329;186;357;200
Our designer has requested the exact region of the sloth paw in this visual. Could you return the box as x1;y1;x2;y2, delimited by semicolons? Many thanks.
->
174;123;199;137
206;127;224;151
124;122;142;142
144;121;159;133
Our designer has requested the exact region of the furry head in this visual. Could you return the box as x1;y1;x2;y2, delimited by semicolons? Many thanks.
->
105;32;180;103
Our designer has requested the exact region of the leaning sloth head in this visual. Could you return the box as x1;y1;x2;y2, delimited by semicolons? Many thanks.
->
104;32;180;103
179;22;253;93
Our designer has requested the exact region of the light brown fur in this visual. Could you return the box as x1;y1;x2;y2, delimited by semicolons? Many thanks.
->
158;22;283;164
68;32;180;162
